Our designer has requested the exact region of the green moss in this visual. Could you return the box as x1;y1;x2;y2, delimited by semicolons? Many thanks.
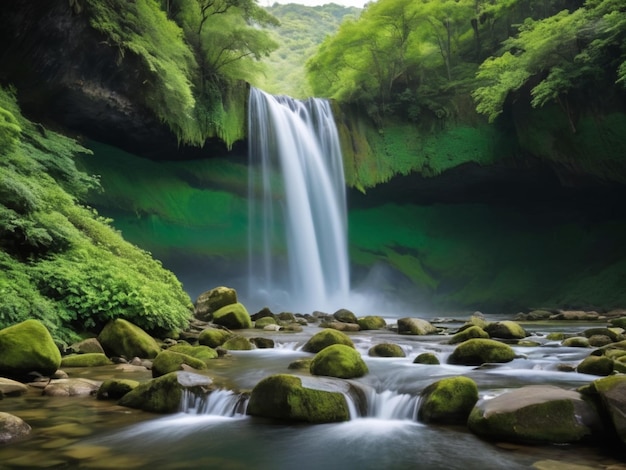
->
576;355;614;377
61;353;113;367
448;338;516;366
419;377;478;424
98;319;161;359
198;328;233;348
449;326;489;345
357;316;386;330
0;319;62;377
368;343;405;358
310;344;368;379
302;328;354;353
152;350;207;377
413;353;440;365
167;344;218;363
222;335;254;350
212;303;252;329
118;372;182;413
96;378;139;400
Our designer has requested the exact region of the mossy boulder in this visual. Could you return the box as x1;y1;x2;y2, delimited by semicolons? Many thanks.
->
418;376;478;424
468;385;603;444
357;316;386;330
98;319;160;359
194;286;238;322
448;339;516;366
69;338;105;355
302;328;354;353
118;371;213;413
562;336;590;348
448;325;489;345
288;358;313;370
576;355;614;376
212;303;252;329
0;412;31;444
610;317;626;329
168;344;218;363
222;335;254;350
198;328;233;348
397;317;437;335
586;376;626;446
583;327;622;342
413;352;440;365
61;353;113;368
310;344;368;379
96;379;139;400
152;350;207;377
484;321;527;340
254;316;277;329
333;308;358;324
368;343;406;358
247;374;350;423
0;319;61;378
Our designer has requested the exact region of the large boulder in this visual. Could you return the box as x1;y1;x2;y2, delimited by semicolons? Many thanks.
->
152;350;207;378
585;376;626;446
357;316;387;330
577;355;614;376
247;374;350;423
310;344;368;379
0;412;31;444
198;328;233;348
118;371;213;413
397;317;437;335
98;319;161;359
448;325;489;345
418;376;479;424
484;321;527;340
194;286;238;321
302;328;354;353
333;309;358;324
448;338;516;366
0;319;61;378
468;385;603;444
212;303;252;329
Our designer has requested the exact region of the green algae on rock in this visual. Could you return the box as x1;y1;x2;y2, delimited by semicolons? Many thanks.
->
61;353;113;368
98;319;161;359
152;350;207;377
310;344;368;379
198;328;233;348
418;376;478;424
447;338;516;366
212;303;252;329
302;328;355;353
367;343;406;358
194;286;238;322
357;316;387;330
0;319;61;378
448;325;489;345
413;352;440;365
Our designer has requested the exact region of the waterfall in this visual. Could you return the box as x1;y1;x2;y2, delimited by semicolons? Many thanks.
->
181;389;248;417
247;87;349;313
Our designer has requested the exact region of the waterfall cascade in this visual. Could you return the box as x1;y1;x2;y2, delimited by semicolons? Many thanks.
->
247;87;349;313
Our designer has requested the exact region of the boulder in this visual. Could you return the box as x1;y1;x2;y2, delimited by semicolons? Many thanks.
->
397;318;437;335
418;376;478;424
212;303;252;330
0;412;31;444
198;328;233;348
96;379;139;400
357;316;387;330
448;325;489;345
42;378;101;397
468;385;603;444
576;355;614;376
583;327;622;342
250;337;275;349
247;374;350;423
561;336;590;348
194;286;238;321
0;378;28;397
167;344;218;363
448;339;516;366
310;344;368;379
484;321;527;340
222;335;254;351
98;319;160;359
118;371;213;413
152;350;207;378
254;316;277;329
288;359;313;370
302;328;354;353
61;353;113;368
413;353;440;365
588;335;613;347
465;313;488;329
69;338;105;355
368;343;406;358
0;319;61;378
610;317;626;329
321;321;360;332
333;309;358;324
586;376;626;446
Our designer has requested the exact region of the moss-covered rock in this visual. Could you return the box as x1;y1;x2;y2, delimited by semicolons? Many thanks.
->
98;319;161;359
320;320;360;332
212;302;252;329
288;358;313;370
61;353;113;368
357;316;386;330
562;336;590;348
468;385;603;444
96;378;139;400
194;286;238;321
152;350;207;377
310;344;368;379
587;375;626;446
302;328;354;353
69;338;105;354
610;317;626;329
250;337;275;349
198;328;233;348
254;316;277;329
448;338;516;366
448;325;489;345
167;344;218;363
333;309;358;324
413;352;440;365
576;355;614;376
118;371;213;413
368;343;406;357
0;412;31;444
484;321;527;340
0;319;61;378
418;376;478;424
397;317;437;335
246;374;350;423
222;335;254;350
583;327;622;342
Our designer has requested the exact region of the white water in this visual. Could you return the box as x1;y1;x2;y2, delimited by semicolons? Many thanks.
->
247;87;349;313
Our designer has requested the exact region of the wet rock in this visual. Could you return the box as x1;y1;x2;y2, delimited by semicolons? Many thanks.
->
247;374;350;423
43;378;101;397
69;338;105;355
562;336;590;348
576;355;613;376
448;339;516;366
468;385;603;444
250;337;275;349
152;350;207;378
278;312;297;322
61;353;113;368
167;344;218;363
251;307;275;322
254;316;277;329
484;321;527;340
333;308;358;324
282;324;303;332
96;379;139;400
198;328;233;348
0;412;31;444
222;335;254;351
263;324;282;332
0;378;28;397
310;344;368;379
397;317;437;335
449;325;489;345
583;327;622;342
288;359;313;370
550;310;600;321
0;319;61;378
368;343;406;357
413;353;440;365
610;317;626;329
357;316;387;330
98;319;161;359
212;303;252;330
418;376;478;424
321;320;360;332
194;286;238;322
585;375;626;446
302;328;354;353
465;312;488;329
588;335;613;347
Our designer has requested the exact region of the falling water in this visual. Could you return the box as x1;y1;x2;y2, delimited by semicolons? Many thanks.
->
247;87;349;313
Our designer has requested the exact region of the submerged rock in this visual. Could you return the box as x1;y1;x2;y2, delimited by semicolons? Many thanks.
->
0;319;61;378
302;328;354;353
247;374;350;423
448;338;516;366
194;286;238;322
368;343;406;357
0;412;31;444
98;319;161;359
397;317;437;335
468;385;603;444
212;303;252;330
418;376;478;424
310;344;368;379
